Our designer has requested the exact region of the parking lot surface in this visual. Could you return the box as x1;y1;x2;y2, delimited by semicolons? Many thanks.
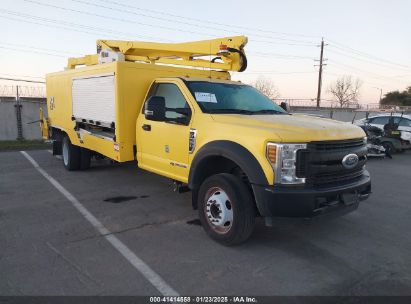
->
1;149;411;296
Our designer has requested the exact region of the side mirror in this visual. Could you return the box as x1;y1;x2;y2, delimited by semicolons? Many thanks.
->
145;96;165;121
280;101;290;112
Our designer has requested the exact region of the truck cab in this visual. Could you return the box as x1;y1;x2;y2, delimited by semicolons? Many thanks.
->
135;77;371;244
43;36;371;245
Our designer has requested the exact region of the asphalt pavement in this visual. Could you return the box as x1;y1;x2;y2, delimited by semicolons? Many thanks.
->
1;149;411;296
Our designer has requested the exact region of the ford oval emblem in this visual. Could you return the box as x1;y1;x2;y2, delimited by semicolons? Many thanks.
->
342;153;359;169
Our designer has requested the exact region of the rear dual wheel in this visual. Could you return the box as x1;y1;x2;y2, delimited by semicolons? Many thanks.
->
198;173;255;246
62;135;91;171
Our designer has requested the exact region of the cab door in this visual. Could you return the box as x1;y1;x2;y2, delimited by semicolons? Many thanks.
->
137;81;193;182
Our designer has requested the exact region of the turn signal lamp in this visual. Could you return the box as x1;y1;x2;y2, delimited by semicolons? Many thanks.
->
266;144;277;164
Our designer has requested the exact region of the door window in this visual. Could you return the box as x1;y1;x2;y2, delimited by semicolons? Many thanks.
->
370;117;390;125
155;84;191;119
398;118;411;127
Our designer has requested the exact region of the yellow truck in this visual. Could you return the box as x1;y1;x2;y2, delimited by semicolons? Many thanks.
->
42;36;371;245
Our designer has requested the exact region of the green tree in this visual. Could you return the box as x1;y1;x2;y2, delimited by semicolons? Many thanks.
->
381;86;411;106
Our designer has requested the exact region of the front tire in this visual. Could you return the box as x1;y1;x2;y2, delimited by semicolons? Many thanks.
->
62;135;80;171
198;173;255;246
382;141;395;154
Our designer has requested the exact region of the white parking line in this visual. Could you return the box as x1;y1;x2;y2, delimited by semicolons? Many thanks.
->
20;151;179;297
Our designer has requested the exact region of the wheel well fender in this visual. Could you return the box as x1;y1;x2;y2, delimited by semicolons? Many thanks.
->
188;141;268;212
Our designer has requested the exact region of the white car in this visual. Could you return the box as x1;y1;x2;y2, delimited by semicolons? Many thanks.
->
355;113;411;132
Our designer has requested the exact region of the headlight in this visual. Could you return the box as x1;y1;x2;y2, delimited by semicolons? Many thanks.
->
266;143;307;184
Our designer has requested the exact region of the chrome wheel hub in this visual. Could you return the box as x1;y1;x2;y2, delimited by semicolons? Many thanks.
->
62;140;69;166
204;187;233;234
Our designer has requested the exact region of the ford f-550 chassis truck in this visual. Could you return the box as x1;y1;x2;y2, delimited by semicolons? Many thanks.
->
41;36;371;245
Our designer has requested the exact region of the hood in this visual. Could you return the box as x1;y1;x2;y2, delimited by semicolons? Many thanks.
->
211;113;366;142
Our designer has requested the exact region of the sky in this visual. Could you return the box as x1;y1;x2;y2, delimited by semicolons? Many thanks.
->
0;0;410;105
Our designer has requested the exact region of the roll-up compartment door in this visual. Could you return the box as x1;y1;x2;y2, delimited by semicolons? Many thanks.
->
72;73;115;125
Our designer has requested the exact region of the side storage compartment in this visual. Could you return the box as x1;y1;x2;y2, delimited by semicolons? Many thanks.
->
72;73;116;128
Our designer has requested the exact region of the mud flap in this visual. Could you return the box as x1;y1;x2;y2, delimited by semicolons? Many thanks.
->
39;107;49;139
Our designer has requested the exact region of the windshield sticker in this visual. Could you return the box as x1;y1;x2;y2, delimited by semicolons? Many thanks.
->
194;92;218;103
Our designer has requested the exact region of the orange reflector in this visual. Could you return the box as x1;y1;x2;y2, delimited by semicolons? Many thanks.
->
219;44;228;51
267;145;277;164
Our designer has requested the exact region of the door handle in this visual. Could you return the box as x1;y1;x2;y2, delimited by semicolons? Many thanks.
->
142;124;151;131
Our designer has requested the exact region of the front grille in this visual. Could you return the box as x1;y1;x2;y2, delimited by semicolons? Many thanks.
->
297;138;367;187
311;168;364;185
308;139;365;151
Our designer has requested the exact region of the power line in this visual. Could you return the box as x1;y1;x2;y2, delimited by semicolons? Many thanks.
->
69;0;318;45
328;59;411;84
0;10;169;41
0;17;315;65
251;40;317;47
249;51;314;60
326;48;410;71
0;12;315;51
0;45;66;57
21;0;221;38
0;11;317;62
22;0;318;45
326;38;410;69
0;18;317;69
0;14;106;37
96;0;320;39
327;46;411;71
2;3;407;95
0;73;44;80
0;77;45;84
0;42;81;56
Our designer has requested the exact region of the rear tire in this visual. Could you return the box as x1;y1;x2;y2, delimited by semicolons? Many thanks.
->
62;135;80;171
80;148;91;170
198;173;255;246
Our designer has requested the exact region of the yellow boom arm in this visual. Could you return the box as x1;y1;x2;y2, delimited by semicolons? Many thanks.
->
67;36;248;72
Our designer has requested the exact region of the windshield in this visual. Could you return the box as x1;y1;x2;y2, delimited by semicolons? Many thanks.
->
186;81;286;115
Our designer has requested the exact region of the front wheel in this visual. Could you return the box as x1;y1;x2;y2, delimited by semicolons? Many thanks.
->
381;141;395;154
198;173;255;246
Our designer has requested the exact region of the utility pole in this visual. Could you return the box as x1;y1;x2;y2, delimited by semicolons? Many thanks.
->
372;87;383;107
316;38;326;108
378;88;382;105
15;85;24;140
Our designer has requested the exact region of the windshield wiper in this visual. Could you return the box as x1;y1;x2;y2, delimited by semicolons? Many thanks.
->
206;109;255;114
250;109;285;115
206;109;286;115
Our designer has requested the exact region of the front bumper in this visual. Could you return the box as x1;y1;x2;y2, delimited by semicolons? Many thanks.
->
252;171;371;218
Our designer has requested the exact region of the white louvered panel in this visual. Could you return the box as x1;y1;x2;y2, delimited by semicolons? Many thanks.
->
72;74;115;124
